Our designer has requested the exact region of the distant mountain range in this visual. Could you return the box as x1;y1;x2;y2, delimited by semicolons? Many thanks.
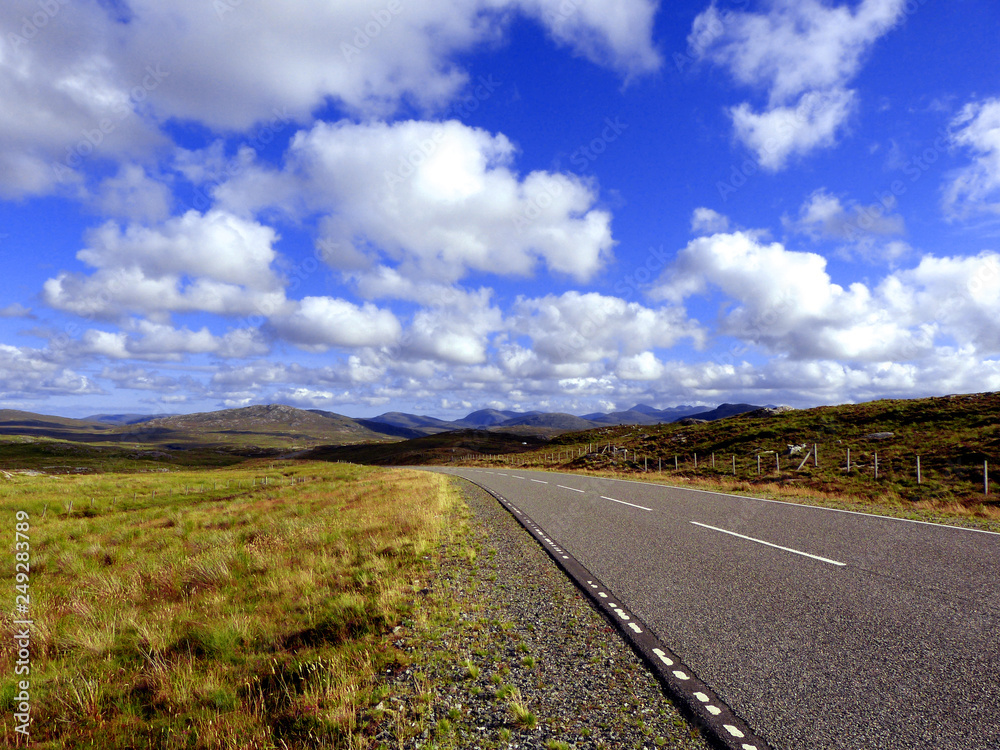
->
355;402;769;436
85;402;773;436
0;402;771;451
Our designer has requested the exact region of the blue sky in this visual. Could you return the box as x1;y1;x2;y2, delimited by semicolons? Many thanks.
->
2;0;1000;420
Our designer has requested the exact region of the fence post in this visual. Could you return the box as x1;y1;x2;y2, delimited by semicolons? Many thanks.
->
874;452;878;480
711;453;715;469
757;454;761;475
847;448;851;472
732;454;736;476
814;444;819;467
986;460;990;496
776;454;780;472
674;455;678;470
917;455;921;484
694;453;698;469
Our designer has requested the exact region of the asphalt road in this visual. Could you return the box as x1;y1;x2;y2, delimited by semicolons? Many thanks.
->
425;466;1000;750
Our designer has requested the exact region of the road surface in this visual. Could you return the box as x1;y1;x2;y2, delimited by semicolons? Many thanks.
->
424;466;1000;750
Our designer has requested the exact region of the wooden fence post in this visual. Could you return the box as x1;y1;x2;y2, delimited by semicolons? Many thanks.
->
732;454;736;476
847;448;851;472
916;455;921;484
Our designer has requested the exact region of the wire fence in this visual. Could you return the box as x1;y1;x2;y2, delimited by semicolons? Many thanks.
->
453;441;996;498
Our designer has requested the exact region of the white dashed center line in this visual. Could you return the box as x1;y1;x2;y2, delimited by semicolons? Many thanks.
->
600;496;652;512
690;521;846;567
557;485;585;493
529;478;548;484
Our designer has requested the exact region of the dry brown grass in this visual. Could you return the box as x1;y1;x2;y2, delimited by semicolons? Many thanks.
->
0;461;461;748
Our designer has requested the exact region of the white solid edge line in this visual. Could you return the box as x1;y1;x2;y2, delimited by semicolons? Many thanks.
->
691;521;846;567
600;495;652;512
452;467;1000;537
575;472;1000;537
556;485;585;493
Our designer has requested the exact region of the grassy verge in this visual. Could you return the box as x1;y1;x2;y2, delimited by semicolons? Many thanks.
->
365;480;710;750
1;461;459;748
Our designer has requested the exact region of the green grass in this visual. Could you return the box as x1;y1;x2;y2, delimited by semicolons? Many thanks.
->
506;688;536;729
0;460;459;748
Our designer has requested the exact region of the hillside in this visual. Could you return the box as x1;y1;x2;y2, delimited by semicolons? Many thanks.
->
452;408;530;428
303;429;548;465
0;404;401;470
497;412;600;431
536;391;1000;510
0;409;119;442
126;404;397;448
84;413;172;425
365;411;457;434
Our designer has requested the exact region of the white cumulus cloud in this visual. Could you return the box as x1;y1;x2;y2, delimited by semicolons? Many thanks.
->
42;210;287;321
267;296;401;351
653;231;931;362
217;119;615;284
691;0;905;169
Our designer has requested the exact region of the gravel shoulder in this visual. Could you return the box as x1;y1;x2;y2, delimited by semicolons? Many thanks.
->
369;477;712;749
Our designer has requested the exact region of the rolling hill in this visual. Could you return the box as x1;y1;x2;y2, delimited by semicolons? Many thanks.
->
0;401;771;465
